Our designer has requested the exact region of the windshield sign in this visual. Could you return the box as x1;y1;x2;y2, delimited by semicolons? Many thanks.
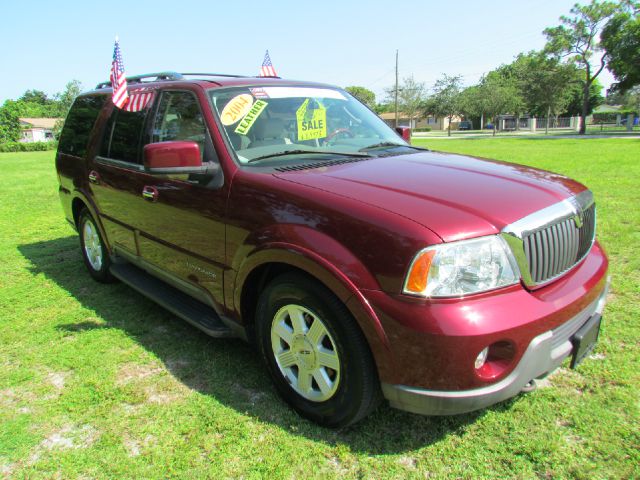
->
209;86;408;164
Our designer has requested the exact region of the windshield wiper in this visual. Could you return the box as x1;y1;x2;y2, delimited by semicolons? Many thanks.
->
247;149;371;163
358;142;428;152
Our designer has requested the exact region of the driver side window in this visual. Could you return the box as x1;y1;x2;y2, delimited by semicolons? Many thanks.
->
152;91;217;163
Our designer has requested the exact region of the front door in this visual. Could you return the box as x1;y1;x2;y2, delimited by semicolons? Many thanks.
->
90;88;228;311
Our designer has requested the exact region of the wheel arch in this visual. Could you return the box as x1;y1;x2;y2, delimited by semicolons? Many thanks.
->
233;244;396;383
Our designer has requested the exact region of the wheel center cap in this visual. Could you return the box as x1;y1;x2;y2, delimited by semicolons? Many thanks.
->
292;335;316;369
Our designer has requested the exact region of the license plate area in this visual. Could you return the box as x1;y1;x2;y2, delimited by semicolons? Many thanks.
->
570;314;602;369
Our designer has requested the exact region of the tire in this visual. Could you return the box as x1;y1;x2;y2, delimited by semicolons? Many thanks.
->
255;273;381;428
78;208;115;283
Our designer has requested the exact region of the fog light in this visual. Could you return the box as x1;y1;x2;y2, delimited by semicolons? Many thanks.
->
475;347;489;369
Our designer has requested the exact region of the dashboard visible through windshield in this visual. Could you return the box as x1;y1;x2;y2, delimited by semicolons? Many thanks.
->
208;86;410;164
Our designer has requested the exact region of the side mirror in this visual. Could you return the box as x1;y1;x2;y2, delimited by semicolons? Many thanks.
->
143;141;217;175
395;126;411;142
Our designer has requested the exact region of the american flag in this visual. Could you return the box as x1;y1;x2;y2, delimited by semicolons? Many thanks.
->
259;50;277;77
110;38;129;109
124;91;153;112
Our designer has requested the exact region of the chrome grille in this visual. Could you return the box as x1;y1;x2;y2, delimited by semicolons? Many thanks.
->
502;190;597;288
522;203;596;285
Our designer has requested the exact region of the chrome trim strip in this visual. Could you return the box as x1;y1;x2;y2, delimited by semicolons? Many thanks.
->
95;155;145;171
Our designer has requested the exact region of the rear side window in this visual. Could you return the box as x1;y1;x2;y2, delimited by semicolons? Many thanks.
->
58;95;106;157
101;108;148;163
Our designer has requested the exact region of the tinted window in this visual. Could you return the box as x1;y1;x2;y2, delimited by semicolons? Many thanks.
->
58;95;106;157
152;91;217;163
101;108;148;163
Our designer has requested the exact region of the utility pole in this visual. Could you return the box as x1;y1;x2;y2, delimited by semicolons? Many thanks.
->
394;49;399;128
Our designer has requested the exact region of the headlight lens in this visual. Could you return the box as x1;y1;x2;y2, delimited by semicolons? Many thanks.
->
403;235;520;297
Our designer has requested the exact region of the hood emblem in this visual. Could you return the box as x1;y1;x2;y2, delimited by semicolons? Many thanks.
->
573;212;584;228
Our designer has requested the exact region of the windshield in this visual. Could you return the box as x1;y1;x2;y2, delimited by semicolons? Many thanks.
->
208;86;408;164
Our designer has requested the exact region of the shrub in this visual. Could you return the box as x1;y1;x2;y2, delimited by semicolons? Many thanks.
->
413;127;432;132
0;141;58;153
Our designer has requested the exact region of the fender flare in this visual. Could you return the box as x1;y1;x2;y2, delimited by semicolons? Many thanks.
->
233;242;397;382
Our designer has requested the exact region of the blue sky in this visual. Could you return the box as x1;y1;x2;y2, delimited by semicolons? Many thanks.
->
0;0;615;103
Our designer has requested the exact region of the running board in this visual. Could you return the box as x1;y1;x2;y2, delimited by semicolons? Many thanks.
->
110;262;235;338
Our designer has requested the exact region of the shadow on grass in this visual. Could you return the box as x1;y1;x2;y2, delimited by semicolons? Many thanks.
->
18;235;519;454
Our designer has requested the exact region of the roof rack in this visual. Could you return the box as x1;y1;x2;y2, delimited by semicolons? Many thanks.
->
96;71;184;89
181;72;248;78
95;71;252;89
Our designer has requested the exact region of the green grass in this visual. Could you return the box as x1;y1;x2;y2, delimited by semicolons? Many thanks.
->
1;143;639;479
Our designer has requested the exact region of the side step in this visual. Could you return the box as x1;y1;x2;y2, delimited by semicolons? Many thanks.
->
110;262;235;338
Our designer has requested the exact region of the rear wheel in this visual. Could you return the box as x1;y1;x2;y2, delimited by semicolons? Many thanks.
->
78;208;115;283
256;273;381;428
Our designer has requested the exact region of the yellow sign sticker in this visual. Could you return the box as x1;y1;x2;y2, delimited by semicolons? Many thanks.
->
296;99;327;141
234;100;268;135
220;94;254;126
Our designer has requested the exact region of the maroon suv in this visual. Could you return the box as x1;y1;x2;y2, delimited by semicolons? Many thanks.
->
56;72;609;427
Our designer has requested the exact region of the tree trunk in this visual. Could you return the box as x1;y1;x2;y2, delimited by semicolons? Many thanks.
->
492;116;496;136
447;115;451;137
580;82;589;135
545;105;550;135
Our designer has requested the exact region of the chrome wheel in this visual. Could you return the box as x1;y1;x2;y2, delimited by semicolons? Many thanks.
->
82;219;103;271
271;304;341;402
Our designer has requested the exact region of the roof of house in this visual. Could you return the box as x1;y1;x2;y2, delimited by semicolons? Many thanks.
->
378;112;417;120
19;118;61;129
592;104;623;113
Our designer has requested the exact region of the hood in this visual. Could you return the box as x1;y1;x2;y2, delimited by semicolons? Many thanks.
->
273;150;587;242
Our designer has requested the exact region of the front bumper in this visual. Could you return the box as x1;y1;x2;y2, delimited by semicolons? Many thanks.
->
381;277;609;416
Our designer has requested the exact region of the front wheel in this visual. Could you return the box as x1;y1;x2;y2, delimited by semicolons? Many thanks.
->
256;273;381;428
78;208;115;283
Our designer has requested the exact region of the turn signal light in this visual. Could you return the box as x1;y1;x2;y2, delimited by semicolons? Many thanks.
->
404;250;436;294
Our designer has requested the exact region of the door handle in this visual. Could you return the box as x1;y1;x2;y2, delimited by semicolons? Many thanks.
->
88;171;100;184
142;186;159;202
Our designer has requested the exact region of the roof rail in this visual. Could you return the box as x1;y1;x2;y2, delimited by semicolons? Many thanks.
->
95;71;184;89
180;72;248;78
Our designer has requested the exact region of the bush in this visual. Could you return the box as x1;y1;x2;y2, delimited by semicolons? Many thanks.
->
0;141;58;153
413;127;432;132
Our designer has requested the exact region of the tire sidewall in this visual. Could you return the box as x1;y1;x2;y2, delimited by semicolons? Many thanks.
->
78;209;112;282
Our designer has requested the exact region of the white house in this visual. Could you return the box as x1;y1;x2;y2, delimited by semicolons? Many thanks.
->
19;118;60;142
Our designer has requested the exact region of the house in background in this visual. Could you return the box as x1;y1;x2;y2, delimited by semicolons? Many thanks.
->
378;112;462;130
19;118;61;142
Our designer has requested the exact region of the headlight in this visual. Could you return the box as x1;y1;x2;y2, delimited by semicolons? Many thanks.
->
403;235;520;297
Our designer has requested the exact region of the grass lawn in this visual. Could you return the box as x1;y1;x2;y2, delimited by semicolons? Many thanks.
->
1;140;639;479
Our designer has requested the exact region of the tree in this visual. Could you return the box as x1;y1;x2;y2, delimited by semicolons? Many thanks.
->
562;77;604;115
544;0;620;134
52;80;83;137
601;3;640;92
344;86;376;110
463;75;522;136
385;76;426;126
19;90;51;105
0;107;21;143
423;75;463;136
502;52;576;132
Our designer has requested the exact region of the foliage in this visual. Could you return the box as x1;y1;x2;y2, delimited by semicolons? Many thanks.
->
0;107;21;143
0;80;83;142
459;75;522;135
384;76;426;123
0;141;58;152
563;78;605;115
503;52;577;119
601;5;640;92
423;75;463;136
544;0;621;133
413;127;432;132
2;145;639;478
344;86;376;110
